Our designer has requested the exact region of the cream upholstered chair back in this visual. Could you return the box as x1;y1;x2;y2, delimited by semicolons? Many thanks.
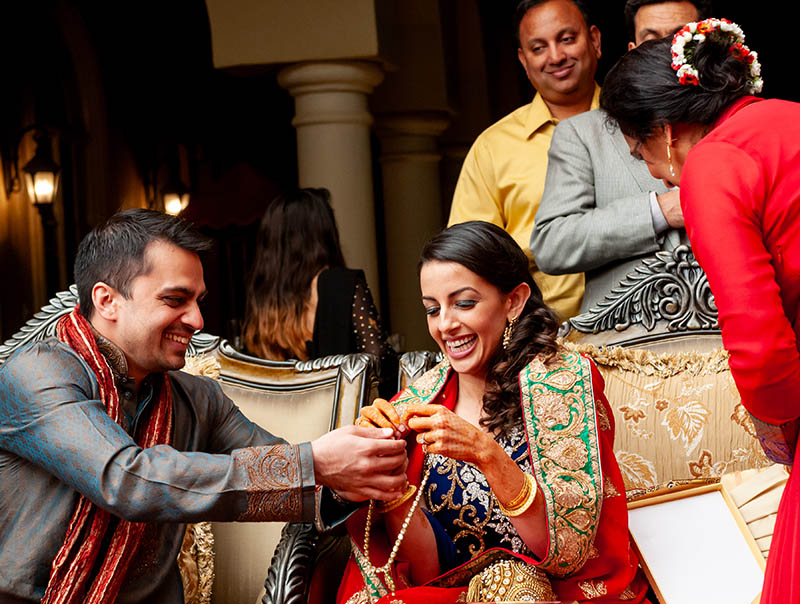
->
564;246;782;565
208;342;378;604
562;246;770;492
259;350;442;604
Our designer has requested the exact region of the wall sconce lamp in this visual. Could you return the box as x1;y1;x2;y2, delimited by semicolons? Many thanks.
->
146;147;191;216
4;127;61;208
2;126;61;297
162;177;190;216
23;131;60;207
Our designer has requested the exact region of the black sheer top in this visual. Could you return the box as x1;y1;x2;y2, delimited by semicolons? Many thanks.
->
308;267;397;398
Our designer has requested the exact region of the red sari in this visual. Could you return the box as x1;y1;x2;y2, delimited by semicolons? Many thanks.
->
337;351;649;603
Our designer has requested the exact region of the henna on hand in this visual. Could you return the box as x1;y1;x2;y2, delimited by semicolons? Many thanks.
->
357;398;407;436
403;404;492;467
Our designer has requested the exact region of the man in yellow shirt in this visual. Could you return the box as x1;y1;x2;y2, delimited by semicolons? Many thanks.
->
448;0;601;319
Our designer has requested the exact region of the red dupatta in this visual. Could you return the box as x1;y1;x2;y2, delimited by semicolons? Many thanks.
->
337;353;649;604
42;308;174;604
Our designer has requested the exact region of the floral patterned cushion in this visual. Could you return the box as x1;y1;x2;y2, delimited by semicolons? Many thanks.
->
566;343;771;491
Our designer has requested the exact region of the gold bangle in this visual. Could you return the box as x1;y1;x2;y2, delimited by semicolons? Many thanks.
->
376;483;417;513
502;473;531;510
496;473;537;517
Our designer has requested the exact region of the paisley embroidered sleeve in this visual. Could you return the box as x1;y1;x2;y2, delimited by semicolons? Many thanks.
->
232;442;316;522
519;352;603;578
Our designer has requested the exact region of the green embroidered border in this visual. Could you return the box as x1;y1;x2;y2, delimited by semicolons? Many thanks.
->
392;360;451;408
350;536;389;600
520;351;603;578
349;360;451;597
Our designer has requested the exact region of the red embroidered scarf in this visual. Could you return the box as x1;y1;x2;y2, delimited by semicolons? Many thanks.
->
42;308;174;604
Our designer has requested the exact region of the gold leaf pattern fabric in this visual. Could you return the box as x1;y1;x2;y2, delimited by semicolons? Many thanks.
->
614;451;658;491
567;343;770;490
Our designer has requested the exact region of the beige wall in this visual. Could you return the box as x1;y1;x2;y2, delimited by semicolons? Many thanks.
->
207;0;379;68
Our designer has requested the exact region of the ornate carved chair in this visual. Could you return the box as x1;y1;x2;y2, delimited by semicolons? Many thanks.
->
208;342;379;604
0;286;379;604
562;245;769;491
260;351;441;604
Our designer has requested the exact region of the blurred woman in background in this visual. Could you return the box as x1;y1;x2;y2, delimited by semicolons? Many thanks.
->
242;187;396;394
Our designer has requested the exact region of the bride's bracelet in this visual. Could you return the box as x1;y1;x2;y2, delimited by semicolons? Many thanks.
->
376;483;417;513
496;473;537;517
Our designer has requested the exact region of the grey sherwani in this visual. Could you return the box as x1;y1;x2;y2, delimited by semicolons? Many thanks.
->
0;337;332;603
531;109;685;313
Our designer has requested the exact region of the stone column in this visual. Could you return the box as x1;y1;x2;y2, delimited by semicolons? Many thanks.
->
278;61;384;302
377;112;450;351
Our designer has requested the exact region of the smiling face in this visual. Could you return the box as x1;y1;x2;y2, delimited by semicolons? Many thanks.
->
97;240;207;383
630;1;700;49
517;0;601;110
420;260;518;381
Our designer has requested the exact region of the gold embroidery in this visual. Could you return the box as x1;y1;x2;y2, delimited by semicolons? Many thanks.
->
344;588;371;604
543;438;590;471
550;472;591;509
521;351;602;578
425;427;532;558
655;398;669;411
392;360;451;410
620;585;638;600
233;445;302;521
425;456;491;557
578;579;608;598
350;538;391;600
595;401;612;432
543;368;579;391
603;475;620;498
532;391;572;429
466;558;556;602
587;545;600;560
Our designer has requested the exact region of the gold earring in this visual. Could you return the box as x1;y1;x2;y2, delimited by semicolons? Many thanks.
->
666;140;675;177
503;316;518;350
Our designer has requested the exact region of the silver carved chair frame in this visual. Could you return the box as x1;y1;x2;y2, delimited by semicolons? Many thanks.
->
563;245;719;348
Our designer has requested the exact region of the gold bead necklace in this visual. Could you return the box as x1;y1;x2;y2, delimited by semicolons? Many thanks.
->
362;466;431;595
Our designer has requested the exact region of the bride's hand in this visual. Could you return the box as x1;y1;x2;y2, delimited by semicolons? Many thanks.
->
357;398;408;438
402;404;492;467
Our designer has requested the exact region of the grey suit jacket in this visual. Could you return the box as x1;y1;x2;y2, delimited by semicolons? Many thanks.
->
531;109;685;313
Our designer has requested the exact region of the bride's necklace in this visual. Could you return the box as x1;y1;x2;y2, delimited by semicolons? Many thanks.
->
362;466;432;596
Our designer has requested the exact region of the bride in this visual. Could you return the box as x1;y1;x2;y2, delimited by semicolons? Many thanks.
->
336;221;649;604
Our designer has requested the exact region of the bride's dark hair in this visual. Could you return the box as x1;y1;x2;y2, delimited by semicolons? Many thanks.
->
419;221;560;436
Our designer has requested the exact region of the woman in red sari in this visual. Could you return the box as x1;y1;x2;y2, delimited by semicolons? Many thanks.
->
600;18;800;603
337;221;649;604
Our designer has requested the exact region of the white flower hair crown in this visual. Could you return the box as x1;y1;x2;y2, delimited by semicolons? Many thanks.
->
671;18;763;94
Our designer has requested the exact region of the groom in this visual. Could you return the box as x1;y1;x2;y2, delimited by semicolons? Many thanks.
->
0;208;407;603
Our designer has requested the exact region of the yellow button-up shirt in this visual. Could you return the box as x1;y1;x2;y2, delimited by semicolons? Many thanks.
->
448;86;601;320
